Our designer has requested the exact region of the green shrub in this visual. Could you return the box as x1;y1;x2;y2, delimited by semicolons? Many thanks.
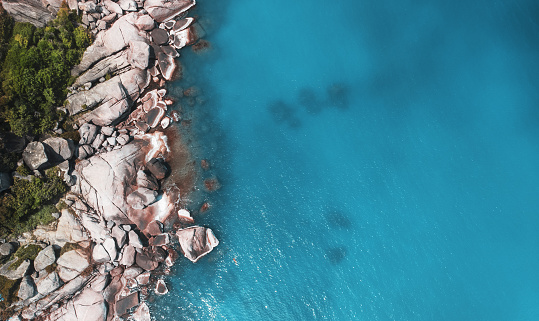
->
15;164;31;176
0;167;67;239
59;242;81;257
9;244;41;270
0;275;20;311
0;6;92;136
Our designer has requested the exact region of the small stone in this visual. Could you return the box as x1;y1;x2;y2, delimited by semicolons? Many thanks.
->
34;245;56;272
116;134;130;145
106;136;117;146
0;242;15;256
154;279;168;295
18;276;37;300
36;271;63;295
135;272;150;285
128;231;143;248
115;291;140;316
101;126;114;136
119;245;136;267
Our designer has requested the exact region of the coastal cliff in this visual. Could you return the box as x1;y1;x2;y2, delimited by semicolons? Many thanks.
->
0;1;218;320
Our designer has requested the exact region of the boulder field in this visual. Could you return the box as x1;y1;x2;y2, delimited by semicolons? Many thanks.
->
1;0;220;320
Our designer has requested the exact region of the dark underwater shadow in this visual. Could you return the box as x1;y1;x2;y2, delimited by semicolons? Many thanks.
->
324;246;347;265
327;82;350;110
297;87;324;114
325;209;353;230
267;100;302;129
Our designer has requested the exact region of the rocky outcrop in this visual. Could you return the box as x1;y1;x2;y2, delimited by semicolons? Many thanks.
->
55;209;87;245
34;245;56;272
22;142;50;170
43;137;76;164
56;250;90;282
144;0;195;22
1;0;54;27
176;226;219;263
18;276;37;300
36;271;63;295
0;259;31;280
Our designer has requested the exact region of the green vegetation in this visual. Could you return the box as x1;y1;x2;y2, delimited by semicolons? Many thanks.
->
9;244;41;270
59;242;81;257
0;275;20;311
0;2;91;137
0;168;67;239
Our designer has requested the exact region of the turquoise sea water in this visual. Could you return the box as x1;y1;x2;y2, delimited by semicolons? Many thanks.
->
155;0;539;320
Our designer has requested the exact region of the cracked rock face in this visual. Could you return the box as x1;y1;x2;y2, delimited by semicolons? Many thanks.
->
1;0;54;27
34;245;56;272
144;0;195;22
176;226;219;263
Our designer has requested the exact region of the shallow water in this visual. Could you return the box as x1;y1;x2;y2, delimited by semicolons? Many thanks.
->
154;0;539;320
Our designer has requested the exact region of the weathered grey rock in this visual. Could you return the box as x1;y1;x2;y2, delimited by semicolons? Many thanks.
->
145;220;163;236
118;0;137;11
0;242;14;256
77;145;95;160
135;14;155;30
151;234;170;246
93;243;110;263
176;226;219;263
23;142;49;170
128;231;143;249
1;0;54;27
144;0;195;22
146;107;165;128
123;266;143;279
127;40;151;69
104;0;123;15
112;226;127;248
73;50;130;87
0;259;31;280
132;302;151;321
103;237;118;261
171;25;198;50
36;271;63;295
106;136;117;146
154;279;168;295
116;291;140;316
116;134;131;145
79;123;99;145
92;133;106;150
43;137;75;163
34;245;56;271
127;187;158;209
157;51;176;80
161;45;179;58
72;14;147;76
101;126;114;136
73;288;107;321
97;20;107;31
173;17;194;32
56;209;87;244
0;172;12;193
56;250;90;277
79;1;97;13
136;170;159;191
90;274;110;292
146;157;168;179
150;28;169;45
135;252;158;271
18;276;37;300
119;245;136;266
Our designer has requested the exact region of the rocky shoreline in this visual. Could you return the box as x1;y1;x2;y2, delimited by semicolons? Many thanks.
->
0;0;218;320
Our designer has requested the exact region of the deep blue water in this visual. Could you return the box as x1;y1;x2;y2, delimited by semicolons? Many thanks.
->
154;0;539;320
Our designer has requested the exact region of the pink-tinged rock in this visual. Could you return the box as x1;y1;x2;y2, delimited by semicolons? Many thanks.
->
157;89;167;97
171;26;198;50
115;291;140;316
120;245;136;266
93;243;111;263
137;170;160;190
156;101;167;111
123;266;143;279
135;14;156;31
127;187;158;209
73;288;107;321
161;116;171;129
118;0;138;12
104;0;123;15
144;0;195;23
151;28;169;45
145;220;163;236
171;110;181;122
129;230;144;249
132;302;151;321
149;65;160;77
90;274;111;292
163;20;175;29
154;279;168;295
161;45;179;57
176;226;219;263
173;17;194;32
157;52;176;80
57;250;90;275
136;271;151;285
150;234;170;246
145;107;165;128
135;252;158;271
177;209;194;223
165;248;179;267
127;41;151;70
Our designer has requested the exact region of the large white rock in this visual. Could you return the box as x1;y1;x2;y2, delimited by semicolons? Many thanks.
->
127;187;158;209
18;276;37;300
127;41;151;70
55;209;87;245
120;245;136;266
34;245;56;272
93;244;110;263
176;226;219;263
144;0;195;22
56;250;90;275
103;238;118;261
43;137;75;163
73;288;108;321
132;302;151;321
36;271;63;295
22;142;49;170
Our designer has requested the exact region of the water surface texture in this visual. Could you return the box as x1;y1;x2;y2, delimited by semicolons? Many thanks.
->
155;0;539;320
